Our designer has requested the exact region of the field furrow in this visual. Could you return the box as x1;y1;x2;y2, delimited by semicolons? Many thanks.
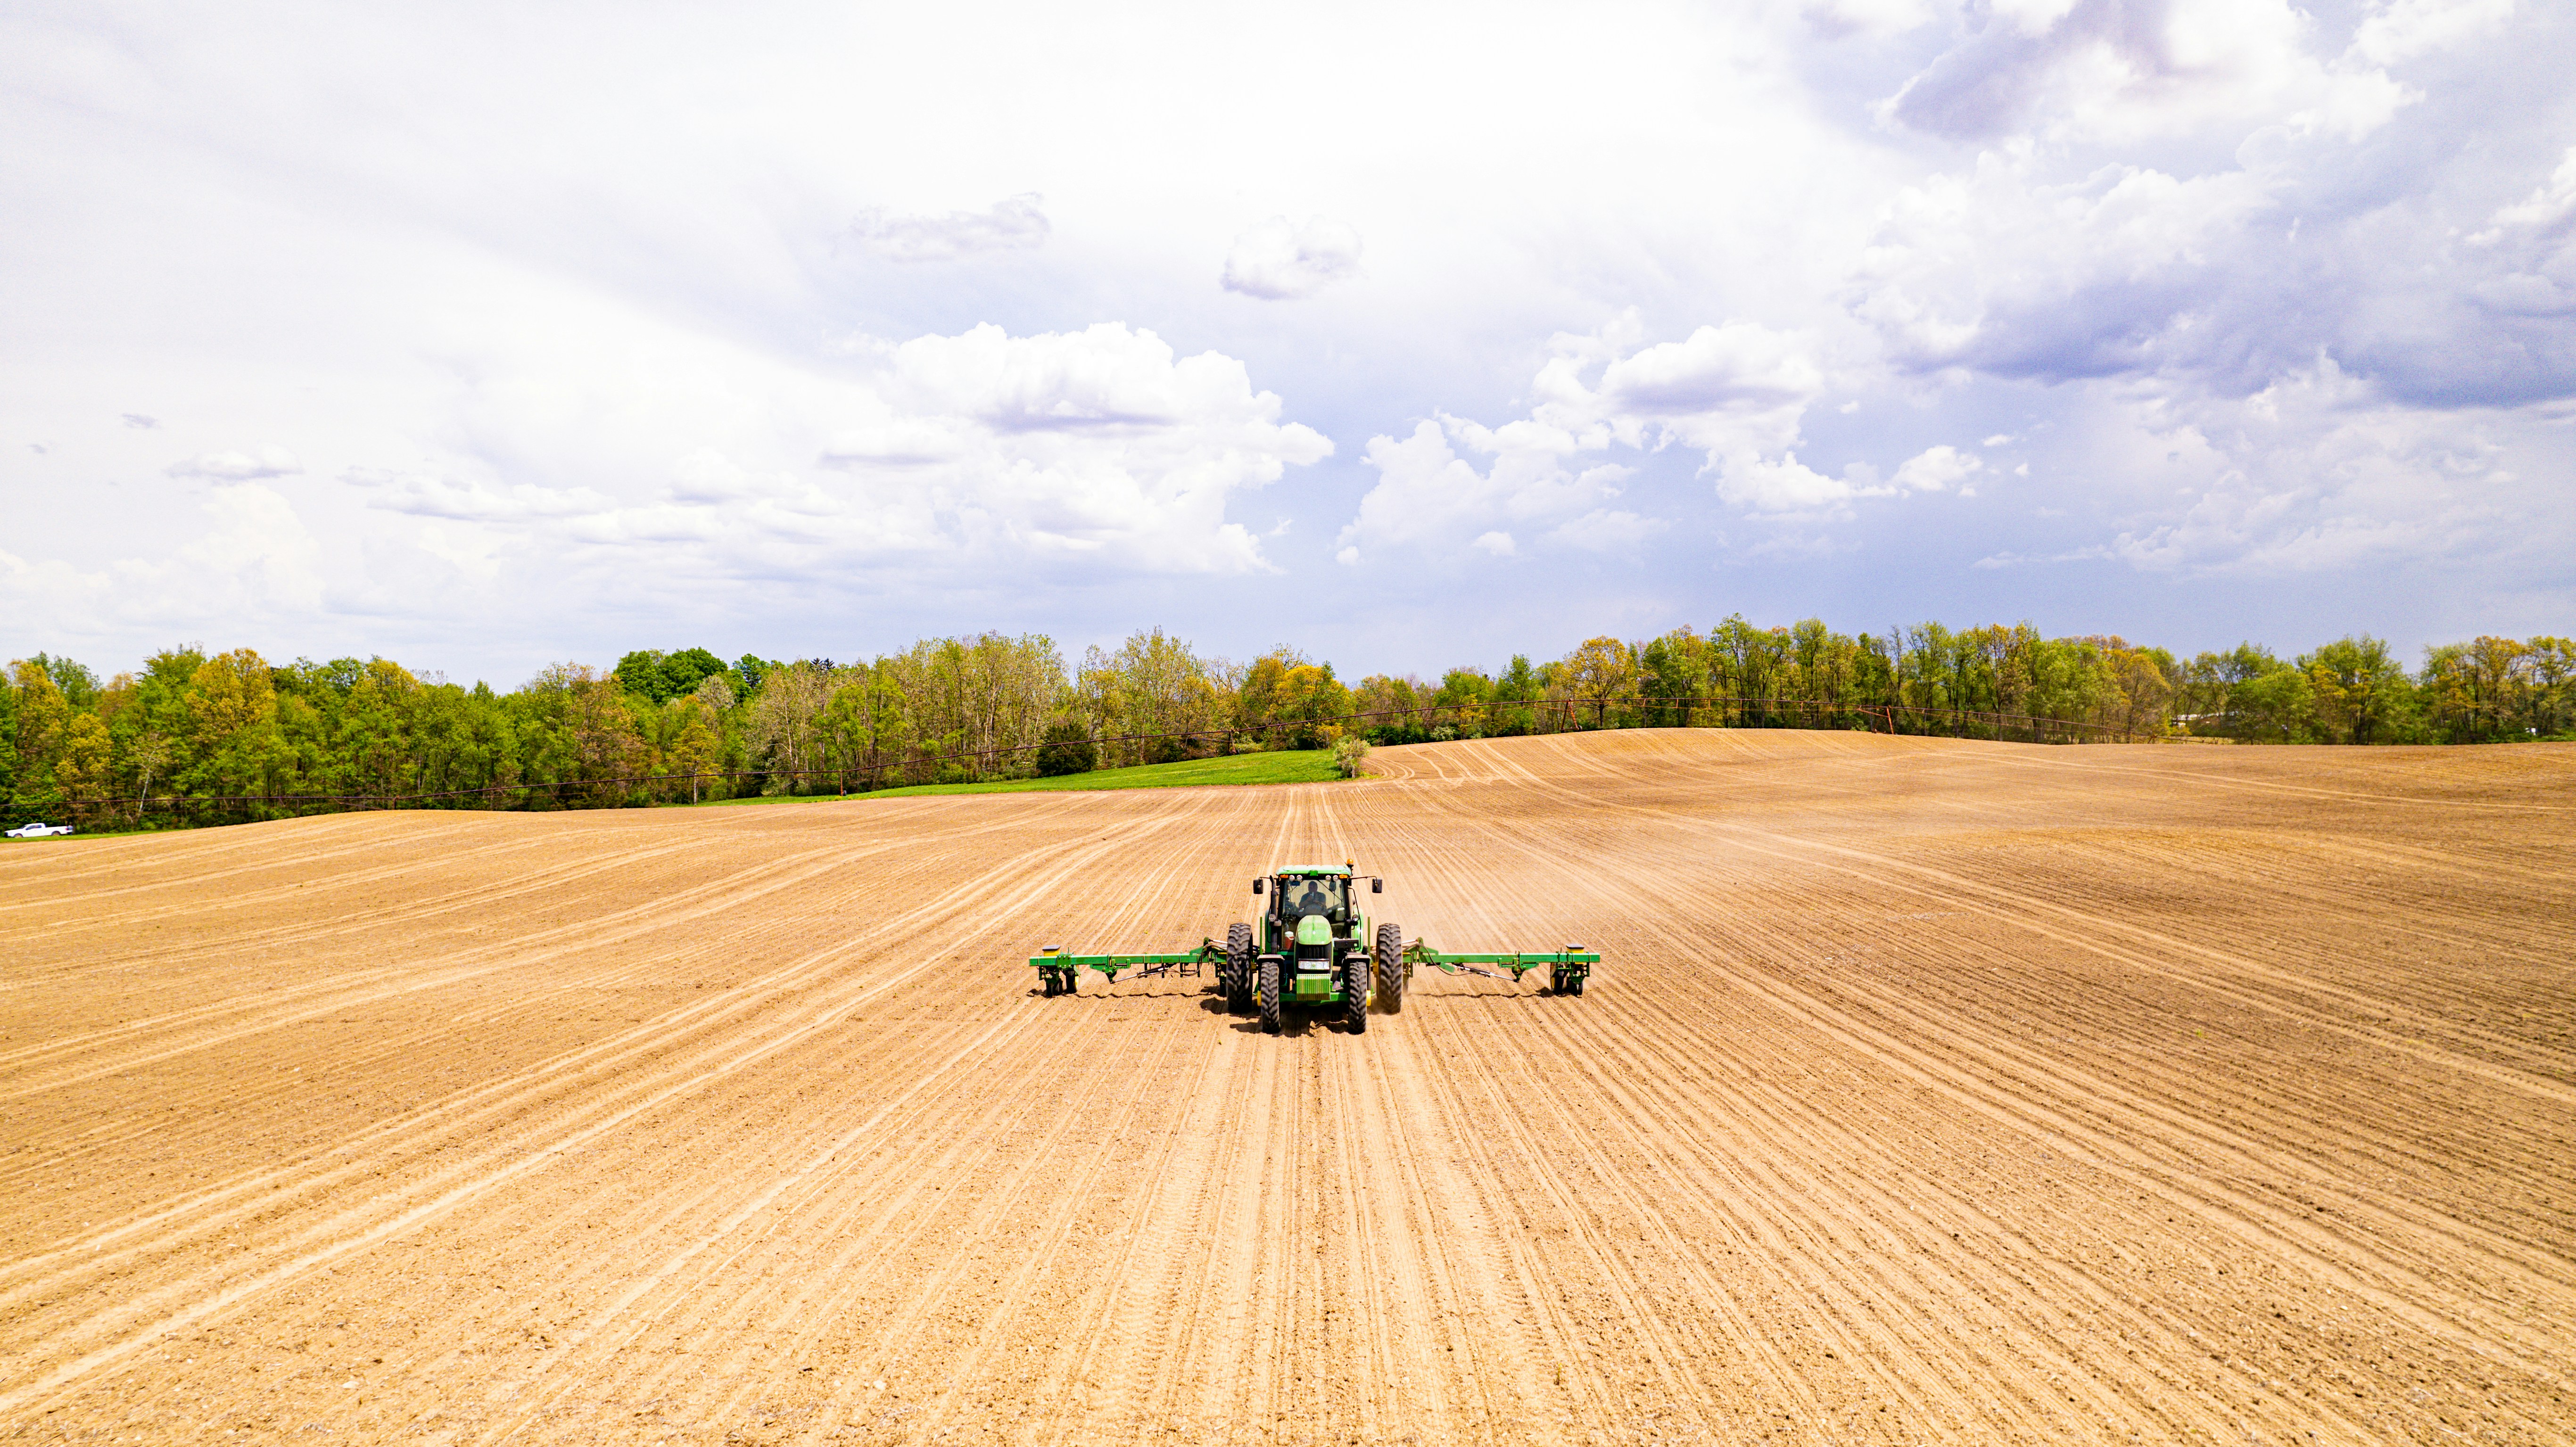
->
3;731;2570;1444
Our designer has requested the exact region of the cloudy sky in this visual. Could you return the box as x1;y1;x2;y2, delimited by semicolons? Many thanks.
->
4;0;2570;685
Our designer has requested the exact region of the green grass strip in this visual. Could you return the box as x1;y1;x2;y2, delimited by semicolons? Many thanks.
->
686;749;1348;805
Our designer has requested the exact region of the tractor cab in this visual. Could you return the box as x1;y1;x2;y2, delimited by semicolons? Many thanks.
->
1252;864;1379;948
1271;871;1347;924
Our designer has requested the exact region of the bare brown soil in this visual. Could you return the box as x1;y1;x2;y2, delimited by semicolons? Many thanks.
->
3;730;2573;1445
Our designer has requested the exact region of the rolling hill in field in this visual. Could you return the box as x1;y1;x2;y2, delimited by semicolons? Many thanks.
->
2;731;2572;1445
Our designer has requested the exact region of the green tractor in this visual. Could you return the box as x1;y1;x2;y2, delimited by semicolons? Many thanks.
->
1225;863;1396;1034
1028;860;1599;1033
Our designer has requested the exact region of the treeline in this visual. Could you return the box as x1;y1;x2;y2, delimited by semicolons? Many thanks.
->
3;619;2569;829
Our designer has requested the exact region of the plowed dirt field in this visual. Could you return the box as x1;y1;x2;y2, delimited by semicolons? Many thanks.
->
4;730;2573;1446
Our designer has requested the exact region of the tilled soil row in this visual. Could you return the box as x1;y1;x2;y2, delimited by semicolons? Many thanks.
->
1;731;2570;1445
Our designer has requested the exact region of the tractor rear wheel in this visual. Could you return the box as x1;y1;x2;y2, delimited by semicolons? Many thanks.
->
1063;967;1077;995
1374;923;1404;1014
1226;923;1254;1013
1344;953;1369;1033
1257;955;1282;1035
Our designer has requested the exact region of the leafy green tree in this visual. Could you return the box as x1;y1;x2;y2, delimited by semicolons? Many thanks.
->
1353;673;1433;744
127;731;175;807
668;698;720;802
30;653;100;711
1560;635;1635;728
1230;648;1310;748
11;659;70;815
0;676;18;812
1489;655;1539;736
1638;628;1709;726
180;650;294;810
2234;667;2317;742
1083;628;1222;765
820;668;908;788
1430;667;1491;737
338;662;419;796
2526;637;2576;737
57;713;114;816
2299;635;2411;744
746;661;836;789
661;648;728;701
614;650;672;701
1271;664;1352;749
1035;720;1098;776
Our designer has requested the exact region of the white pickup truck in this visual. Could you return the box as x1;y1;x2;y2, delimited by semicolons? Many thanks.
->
4;822;75;839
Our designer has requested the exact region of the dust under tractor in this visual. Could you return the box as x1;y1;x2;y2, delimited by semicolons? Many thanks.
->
1026;861;1598;1033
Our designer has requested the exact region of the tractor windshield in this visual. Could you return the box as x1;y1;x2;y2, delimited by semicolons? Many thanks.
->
1278;876;1346;919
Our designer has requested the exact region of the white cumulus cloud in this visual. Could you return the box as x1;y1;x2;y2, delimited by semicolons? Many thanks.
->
1882;0;2415;147
345;321;1333;584
1891;444;1982;493
1339;312;1881;552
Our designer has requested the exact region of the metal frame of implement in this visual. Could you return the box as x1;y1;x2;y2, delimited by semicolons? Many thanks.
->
1027;938;1599;997
1400;941;1597;994
1028;938;1227;995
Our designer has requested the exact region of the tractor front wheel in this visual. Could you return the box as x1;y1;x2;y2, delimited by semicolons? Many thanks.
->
1042;970;1059;998
1344;953;1369;1033
1374;924;1404;1015
1226;922;1254;1013
1257;955;1282;1035
1063;967;1077;995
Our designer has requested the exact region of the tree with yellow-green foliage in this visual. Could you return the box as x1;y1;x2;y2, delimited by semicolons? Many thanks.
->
668;697;720;803
1559;636;1635;728
9;614;2573;834
56;713;113;811
10;659;70;816
1269;663;1352;750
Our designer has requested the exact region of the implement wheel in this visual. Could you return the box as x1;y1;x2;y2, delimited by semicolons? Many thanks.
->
1344;953;1369;1034
1225;922;1254;1014
1257;955;1282;1036
1374;923;1404;1015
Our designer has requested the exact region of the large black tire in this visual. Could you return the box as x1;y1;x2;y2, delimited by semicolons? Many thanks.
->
1374;923;1404;1015
1568;970;1585;997
1062;967;1077;995
1043;969;1059;997
1257;955;1282;1035
1226;923;1254;1014
1344;953;1369;1033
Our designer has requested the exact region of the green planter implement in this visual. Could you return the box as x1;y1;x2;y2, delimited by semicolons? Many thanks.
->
1027;860;1601;1029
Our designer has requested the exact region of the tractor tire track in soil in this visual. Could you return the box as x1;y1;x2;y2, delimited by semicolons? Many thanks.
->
3;731;2572;1444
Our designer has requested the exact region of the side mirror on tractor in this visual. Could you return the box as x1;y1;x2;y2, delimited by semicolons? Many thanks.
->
1371;878;1383;894
1253;878;1266;895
